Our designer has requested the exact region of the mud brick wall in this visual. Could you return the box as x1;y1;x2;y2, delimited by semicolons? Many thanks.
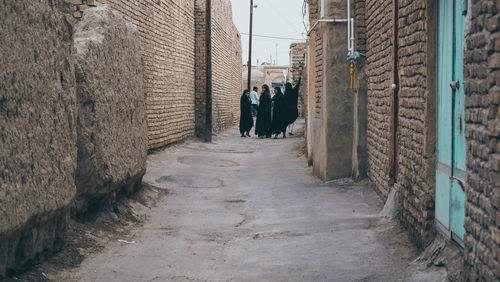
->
364;0;393;199
73;0;242;142
463;0;500;279
354;0;367;55
396;0;436;248
73;5;148;215
360;0;437;247
71;0;196;150
195;0;242;134
210;0;242;133
290;43;308;117
195;1;208;138
0;0;76;276
306;0;322;165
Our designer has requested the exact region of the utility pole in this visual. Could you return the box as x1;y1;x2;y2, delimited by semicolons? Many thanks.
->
205;0;212;142
247;0;254;92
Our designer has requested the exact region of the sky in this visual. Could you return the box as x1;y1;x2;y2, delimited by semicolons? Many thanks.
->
231;0;308;66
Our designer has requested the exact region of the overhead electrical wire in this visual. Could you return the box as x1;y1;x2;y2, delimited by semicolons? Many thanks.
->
240;33;304;41
264;0;303;33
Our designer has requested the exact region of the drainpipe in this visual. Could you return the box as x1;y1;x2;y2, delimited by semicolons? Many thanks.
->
307;18;349;36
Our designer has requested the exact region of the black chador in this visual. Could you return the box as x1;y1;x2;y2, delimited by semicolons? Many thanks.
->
255;85;272;138
271;86;288;138
239;90;254;137
284;78;301;134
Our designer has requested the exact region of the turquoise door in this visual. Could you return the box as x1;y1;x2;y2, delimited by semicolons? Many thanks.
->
436;0;466;246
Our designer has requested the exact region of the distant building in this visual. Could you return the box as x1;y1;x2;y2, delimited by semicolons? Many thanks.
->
242;65;290;93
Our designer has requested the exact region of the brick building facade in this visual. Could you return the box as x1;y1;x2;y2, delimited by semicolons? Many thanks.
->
464;0;500;279
362;0;438;248
307;0;500;279
72;0;242;148
290;43;308;117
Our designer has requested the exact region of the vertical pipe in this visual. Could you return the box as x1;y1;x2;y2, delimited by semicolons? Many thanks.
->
247;0;254;92
350;18;355;55
205;0;212;142
391;0;399;181
347;0;351;55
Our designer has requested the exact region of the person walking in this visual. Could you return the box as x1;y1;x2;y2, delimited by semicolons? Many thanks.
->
250;86;259;117
239;90;254;137
271;86;288;139
284;78;301;135
255;85;272;138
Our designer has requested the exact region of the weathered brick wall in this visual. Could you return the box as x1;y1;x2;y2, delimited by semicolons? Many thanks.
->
464;0;500;279
354;0;367;55
360;0;436;247
195;1;209;138
365;0;393;199
290;43;307;117
396;0;436;247
77;0;192;149
76;0;196;150
74;0;241;142
306;0;322;165
211;0;242;133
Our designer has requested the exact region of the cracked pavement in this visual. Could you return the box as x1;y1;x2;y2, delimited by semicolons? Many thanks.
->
56;120;419;281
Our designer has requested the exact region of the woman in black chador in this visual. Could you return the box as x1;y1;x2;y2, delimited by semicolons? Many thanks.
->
271;86;288;139
255;84;272;138
284;78;301;135
239;90;253;137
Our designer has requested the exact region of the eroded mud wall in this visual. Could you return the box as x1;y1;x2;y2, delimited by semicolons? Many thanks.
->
72;5;148;215
0;0;77;276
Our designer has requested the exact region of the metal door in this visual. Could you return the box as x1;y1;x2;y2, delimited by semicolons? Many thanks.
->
436;0;466;246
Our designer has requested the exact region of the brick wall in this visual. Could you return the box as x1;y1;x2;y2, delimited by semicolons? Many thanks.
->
72;0;242;148
396;0;436;248
365;0;393;199
464;0;500;279
360;0;437;247
195;0;208;138
306;0;321;165
310;0;323;120
211;0;242;133
290;43;307;117
78;0;196;150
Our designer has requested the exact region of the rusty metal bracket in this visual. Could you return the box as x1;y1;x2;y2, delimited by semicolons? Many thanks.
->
450;176;465;192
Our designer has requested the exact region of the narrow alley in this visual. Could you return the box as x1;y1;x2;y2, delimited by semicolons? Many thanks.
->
3;0;500;280
47;120;419;281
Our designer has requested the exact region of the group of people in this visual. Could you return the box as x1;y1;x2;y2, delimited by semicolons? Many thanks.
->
240;78;301;139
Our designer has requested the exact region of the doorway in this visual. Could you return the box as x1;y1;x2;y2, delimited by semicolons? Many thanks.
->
435;0;466;247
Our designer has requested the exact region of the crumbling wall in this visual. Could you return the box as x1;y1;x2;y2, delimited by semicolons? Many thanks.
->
463;0;500;279
72;0;196;150
72;5;148;215
0;0;76;276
